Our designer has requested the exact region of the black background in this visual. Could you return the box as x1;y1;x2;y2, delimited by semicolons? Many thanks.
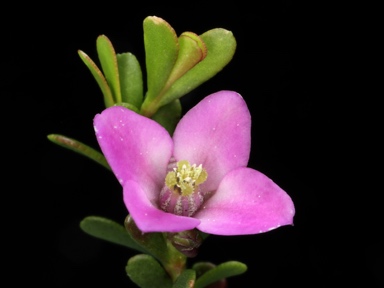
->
12;2;380;287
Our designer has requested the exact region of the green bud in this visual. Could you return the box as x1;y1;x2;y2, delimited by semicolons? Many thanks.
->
167;229;203;258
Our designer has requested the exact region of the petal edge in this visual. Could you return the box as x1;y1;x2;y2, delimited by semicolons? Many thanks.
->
173;90;251;191
195;168;295;235
94;106;173;200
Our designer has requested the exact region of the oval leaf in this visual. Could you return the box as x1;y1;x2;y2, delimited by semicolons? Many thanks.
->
141;16;178;116
163;32;206;92
97;35;121;103
78;50;114;107
117;52;144;109
159;28;237;107
80;216;148;253
126;254;172;288
173;269;196;288
194;261;247;288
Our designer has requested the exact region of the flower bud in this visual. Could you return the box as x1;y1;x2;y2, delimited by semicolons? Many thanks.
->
167;229;203;258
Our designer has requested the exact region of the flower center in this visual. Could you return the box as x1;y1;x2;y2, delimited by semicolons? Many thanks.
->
159;160;208;217
165;160;208;196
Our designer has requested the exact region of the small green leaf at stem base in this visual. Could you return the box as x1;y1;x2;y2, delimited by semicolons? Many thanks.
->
193;261;247;288
126;254;173;288
173;269;196;288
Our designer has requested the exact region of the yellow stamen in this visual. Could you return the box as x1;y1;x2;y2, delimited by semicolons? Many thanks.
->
165;160;208;196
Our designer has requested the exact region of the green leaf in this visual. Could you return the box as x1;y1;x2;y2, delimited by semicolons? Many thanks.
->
47;134;111;170
192;262;216;278
97;35;122;103
117;52;144;109
124;215;172;263
159;28;237;107
151;99;182;136
193;261;247;288
80;216;148;253
78;50;114;108
141;16;178;115
124;215;187;282
162;32;207;96
141;27;208;118
126;254;173;288
173;269;196;288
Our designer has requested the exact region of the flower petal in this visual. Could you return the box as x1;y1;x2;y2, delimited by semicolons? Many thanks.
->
94;106;173;202
194;167;295;235
123;180;201;233
173;90;251;191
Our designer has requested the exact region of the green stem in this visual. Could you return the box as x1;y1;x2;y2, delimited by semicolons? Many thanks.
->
163;236;187;282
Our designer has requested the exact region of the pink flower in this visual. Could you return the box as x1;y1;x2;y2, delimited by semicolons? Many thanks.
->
94;90;295;235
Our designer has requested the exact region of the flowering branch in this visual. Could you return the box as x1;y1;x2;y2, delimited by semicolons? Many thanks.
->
48;16;295;288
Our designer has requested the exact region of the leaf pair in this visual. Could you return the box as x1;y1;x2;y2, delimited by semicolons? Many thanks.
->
78;16;236;127
48;15;236;167
140;16;237;118
81;215;186;279
80;216;247;288
78;36;143;111
127;255;247;288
